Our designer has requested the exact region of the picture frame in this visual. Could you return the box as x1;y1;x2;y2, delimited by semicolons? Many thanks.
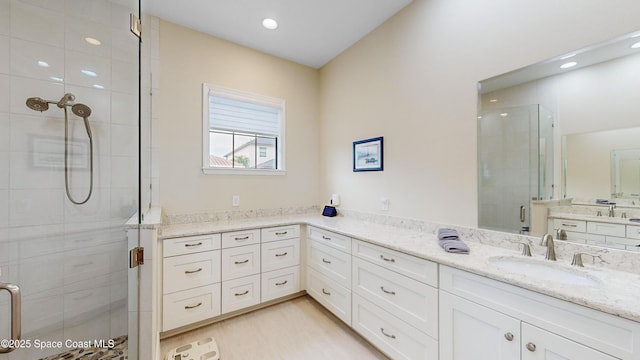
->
353;136;383;172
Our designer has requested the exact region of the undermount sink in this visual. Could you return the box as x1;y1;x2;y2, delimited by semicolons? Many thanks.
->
489;256;601;286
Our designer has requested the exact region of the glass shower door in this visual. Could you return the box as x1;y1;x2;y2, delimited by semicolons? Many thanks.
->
0;0;140;358
478;105;553;234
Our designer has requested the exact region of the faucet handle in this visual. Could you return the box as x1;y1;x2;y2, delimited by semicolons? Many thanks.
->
509;240;532;256
571;252;602;267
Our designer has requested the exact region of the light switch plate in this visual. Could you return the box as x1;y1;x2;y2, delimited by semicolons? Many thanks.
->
380;197;389;211
232;195;240;207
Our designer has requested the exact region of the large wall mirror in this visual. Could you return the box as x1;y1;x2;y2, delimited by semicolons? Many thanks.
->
477;30;640;243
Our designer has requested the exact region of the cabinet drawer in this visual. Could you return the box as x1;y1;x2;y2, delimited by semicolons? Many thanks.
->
352;257;438;338
627;225;640;240
308;226;351;253
552;219;586;232
606;236;640;247
164;234;221;257
221;244;260;281
353;240;437;287
308;239;351;289
221;274;261;314
221;229;260;249
261;225;300;243
162;284;221;331
307;267;351;325
261;238;300;273
587;222;626;237
352;294;438;360
565;231;605;244
163;251;221;294
261;266;300;302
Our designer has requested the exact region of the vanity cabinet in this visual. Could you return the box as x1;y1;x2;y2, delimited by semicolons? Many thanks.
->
551;218;640;251
260;225;301;302
306;226;352;324
351;240;439;359
220;229;261;314
440;266;640;360
162;234;222;331
161;225;302;333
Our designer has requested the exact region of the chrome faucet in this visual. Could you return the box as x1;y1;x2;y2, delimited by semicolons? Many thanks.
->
608;203;616;217
571;252;602;267
541;234;556;261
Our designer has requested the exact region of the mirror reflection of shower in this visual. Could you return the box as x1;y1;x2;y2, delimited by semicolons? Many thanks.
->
25;93;94;205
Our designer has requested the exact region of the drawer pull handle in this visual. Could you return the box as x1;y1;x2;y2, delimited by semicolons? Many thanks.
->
561;223;577;227
275;231;288;235
234;259;249;265
235;290;249;297
322;258;332;264
275;252;288;257
235;236;249;241
322;235;331;240
380;328;396;339
184;268;203;274
380;286;396;295
185;302;202;310
74;261;94;268
184;242;203;247
380;255;395;263
504;332;514;341
526;342;536;352
276;280;288;286
322;288;331;296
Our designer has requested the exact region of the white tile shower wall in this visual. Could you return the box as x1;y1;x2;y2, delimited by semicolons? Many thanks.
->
0;0;139;358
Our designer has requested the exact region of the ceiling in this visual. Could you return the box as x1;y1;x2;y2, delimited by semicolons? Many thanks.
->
480;30;640;93
143;0;413;69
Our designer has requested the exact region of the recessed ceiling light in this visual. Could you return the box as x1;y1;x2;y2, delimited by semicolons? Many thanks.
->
560;61;577;69
489;99;498;103
500;113;508;117
85;37;101;45
92;84;105;89
631;41;640;49
262;18;278;30
50;76;64;82
81;69;97;77
37;60;49;68
560;53;576;60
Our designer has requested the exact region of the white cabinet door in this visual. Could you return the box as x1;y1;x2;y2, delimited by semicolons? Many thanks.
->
521;323;617;360
439;291;520;360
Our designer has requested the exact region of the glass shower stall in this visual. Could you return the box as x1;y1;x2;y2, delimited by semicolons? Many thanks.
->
0;0;144;358
478;104;554;234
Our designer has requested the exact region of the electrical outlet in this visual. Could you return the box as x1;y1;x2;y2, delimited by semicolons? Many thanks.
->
232;195;240;207
380;197;389;211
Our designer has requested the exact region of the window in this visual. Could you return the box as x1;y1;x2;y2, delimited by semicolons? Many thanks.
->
203;84;285;174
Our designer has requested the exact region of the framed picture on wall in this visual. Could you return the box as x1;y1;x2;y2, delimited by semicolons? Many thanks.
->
353;136;383;172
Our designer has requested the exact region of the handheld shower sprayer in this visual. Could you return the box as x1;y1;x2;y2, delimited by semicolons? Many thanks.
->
72;103;93;138
24;93;94;205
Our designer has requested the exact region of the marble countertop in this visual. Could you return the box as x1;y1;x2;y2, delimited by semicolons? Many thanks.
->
548;213;640;226
161;214;640;323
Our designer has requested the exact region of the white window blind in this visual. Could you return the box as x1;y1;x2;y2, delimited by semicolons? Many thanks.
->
209;92;281;136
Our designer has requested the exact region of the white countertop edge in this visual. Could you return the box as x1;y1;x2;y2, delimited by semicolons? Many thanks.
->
159;214;640;323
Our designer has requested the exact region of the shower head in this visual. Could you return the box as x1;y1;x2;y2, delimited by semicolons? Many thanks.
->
25;97;50;112
72;103;93;138
71;103;92;118
57;93;75;108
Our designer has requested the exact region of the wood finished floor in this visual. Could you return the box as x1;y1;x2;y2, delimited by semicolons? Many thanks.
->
160;296;389;360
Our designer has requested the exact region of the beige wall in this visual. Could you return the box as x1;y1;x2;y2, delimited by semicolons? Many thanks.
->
319;0;640;226
159;21;320;215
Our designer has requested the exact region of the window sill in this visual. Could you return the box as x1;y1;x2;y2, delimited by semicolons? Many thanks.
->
202;168;287;176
